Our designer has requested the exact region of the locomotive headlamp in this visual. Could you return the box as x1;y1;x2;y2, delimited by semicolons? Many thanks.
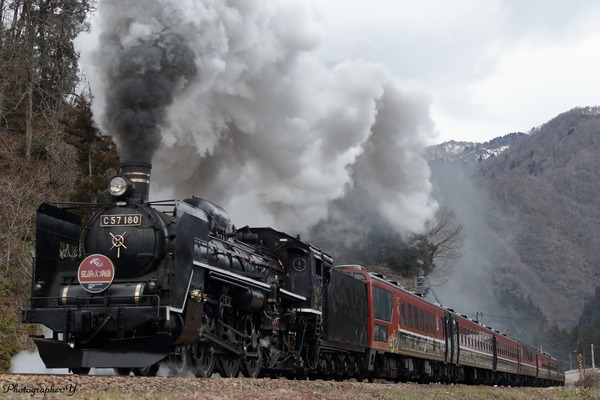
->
33;281;44;293
108;176;133;199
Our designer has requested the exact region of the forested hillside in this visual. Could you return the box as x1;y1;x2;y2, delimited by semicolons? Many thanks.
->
475;107;600;320
429;107;600;368
0;1;120;370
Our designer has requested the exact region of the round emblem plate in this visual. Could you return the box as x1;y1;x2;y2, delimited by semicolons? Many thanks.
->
293;257;307;272
78;254;115;293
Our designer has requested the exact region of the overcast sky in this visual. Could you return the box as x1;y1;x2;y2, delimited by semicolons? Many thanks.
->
314;0;600;144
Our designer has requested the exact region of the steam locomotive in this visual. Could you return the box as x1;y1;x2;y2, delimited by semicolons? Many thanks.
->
22;162;564;385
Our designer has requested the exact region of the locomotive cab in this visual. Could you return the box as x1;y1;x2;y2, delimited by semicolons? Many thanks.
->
285;245;330;311
237;228;333;312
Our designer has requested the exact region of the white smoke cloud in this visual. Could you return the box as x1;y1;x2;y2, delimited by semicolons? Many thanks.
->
10;350;69;374
76;0;438;237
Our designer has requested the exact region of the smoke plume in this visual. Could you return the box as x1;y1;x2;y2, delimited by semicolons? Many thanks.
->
77;1;197;163
77;0;438;238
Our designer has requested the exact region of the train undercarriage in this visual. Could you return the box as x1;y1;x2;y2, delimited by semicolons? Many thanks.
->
139;281;369;380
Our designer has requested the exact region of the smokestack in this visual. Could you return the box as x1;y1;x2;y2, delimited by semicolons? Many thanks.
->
120;162;152;203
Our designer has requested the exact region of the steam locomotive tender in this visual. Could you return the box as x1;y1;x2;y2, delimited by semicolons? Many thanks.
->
22;162;367;377
22;162;565;385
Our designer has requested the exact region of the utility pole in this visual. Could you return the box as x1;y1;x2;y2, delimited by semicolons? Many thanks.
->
471;311;484;323
592;344;596;370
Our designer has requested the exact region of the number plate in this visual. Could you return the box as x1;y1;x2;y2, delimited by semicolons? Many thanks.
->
100;214;143;227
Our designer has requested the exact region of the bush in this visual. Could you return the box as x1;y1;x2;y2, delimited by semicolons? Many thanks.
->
575;370;600;388
17;135;48;159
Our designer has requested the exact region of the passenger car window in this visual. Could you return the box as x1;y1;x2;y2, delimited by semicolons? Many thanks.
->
373;286;392;322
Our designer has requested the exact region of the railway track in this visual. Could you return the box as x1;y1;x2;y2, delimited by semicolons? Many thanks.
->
0;373;589;400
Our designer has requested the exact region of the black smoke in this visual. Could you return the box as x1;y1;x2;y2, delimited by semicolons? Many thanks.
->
104;34;197;162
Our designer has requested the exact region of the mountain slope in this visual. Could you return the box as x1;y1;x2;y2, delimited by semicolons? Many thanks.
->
475;108;600;318
428;107;600;344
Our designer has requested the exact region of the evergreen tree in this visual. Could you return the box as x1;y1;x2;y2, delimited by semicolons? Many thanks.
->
62;96;119;204
571;287;600;368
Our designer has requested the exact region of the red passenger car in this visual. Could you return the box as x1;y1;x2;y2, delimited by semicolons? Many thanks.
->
335;265;564;385
495;332;520;383
453;313;495;383
339;266;452;381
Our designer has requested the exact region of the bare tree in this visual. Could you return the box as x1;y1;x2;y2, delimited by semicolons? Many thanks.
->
0;177;36;273
415;207;465;286
0;0;94;158
372;206;465;293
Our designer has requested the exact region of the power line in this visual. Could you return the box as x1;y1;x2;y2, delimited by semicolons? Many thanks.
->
479;312;577;323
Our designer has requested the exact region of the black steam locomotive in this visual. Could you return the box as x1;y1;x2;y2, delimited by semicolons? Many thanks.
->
22;162;366;377
22;162;564;385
